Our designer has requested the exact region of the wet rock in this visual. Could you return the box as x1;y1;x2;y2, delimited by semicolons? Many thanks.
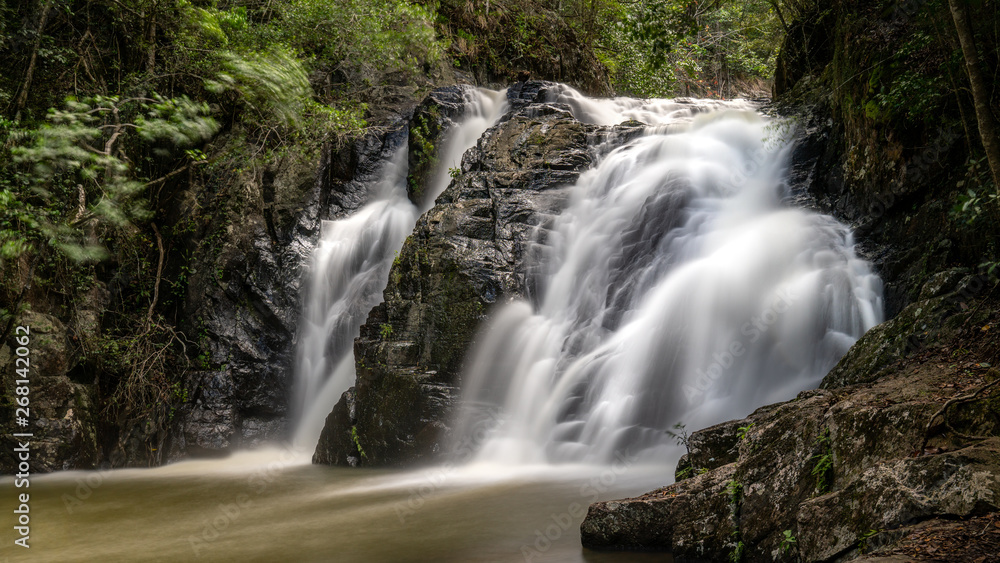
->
314;89;645;467
172;125;411;459
313;388;358;466
506;80;558;107
0;311;98;473
581;286;1000;561
406;84;477;207
581;464;737;559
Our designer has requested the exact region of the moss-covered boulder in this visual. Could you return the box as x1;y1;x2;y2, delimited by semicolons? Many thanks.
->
0;310;98;473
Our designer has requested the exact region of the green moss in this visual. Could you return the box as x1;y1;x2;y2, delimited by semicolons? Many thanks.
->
407;109;440;201
350;425;368;460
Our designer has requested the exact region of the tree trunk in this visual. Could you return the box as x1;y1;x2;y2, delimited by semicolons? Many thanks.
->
13;0;53;120
948;0;1000;188
146;19;157;75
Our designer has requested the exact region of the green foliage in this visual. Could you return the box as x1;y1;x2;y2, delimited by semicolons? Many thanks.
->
1;95;218;262
724;478;744;562
408;113;436;199
737;423;755;442
857;528;881;554
274;0;443;78
666;422;691;449
603;0;785;97
379;323;393;339
206;49;311;128
780;529;797;553
729;540;745;563
726;478;743;506
952;156;998;224
810;428;834;493
866;32;949;124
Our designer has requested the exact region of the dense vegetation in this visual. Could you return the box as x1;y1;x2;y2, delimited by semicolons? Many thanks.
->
0;0;449;454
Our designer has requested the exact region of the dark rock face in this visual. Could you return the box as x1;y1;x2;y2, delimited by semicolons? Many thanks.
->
171;126;410;458
582;464;738;558
406;84;477;207
314;84;643;467
774;0;989;321
0;310;100;472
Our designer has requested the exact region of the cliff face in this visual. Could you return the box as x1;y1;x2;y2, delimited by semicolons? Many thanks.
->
778;0;998;316
313;83;644;466
167;127;408;459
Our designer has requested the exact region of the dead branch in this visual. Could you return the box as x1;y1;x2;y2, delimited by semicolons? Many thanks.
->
146;222;165;326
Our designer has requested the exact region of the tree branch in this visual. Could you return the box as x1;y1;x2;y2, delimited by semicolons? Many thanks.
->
146;222;165;326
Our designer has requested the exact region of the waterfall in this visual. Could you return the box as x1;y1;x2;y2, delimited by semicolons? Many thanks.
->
292;88;508;449
455;89;884;465
292;147;416;448
419;88;508;211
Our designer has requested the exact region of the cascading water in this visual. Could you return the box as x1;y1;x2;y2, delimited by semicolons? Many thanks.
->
292;88;508;449
292;146;417;448
455;88;884;466
418;88;508;211
12;86;891;563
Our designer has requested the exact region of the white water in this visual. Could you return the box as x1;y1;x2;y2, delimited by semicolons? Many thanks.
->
292;147;416;448
545;82;742;127
455;90;884;466
293;88;508;449
416;88;508;211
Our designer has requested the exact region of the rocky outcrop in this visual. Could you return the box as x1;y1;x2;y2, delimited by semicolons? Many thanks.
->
582;0;1000;546
578;7;1000;554
0;310;100;472
581;273;1000;561
170;126;410;458
406;84;477;207
314;83;643;466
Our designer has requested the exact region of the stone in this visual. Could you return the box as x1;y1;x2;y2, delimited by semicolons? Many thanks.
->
313;85;645;467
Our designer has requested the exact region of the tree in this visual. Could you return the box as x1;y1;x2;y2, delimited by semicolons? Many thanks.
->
1;94;217;262
947;0;1000;189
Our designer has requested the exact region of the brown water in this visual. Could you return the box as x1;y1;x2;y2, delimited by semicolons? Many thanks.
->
1;449;674;562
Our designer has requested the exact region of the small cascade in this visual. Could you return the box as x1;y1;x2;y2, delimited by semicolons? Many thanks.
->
455;89;883;465
292;147;416;448
418;88;508;211
292;88;508;449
